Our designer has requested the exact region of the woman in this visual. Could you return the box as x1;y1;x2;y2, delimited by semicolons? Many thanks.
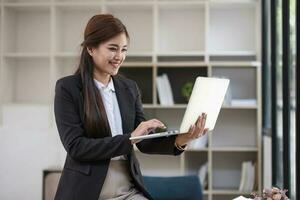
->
54;14;208;200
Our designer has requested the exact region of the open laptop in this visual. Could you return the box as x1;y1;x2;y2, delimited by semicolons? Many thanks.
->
129;76;230;141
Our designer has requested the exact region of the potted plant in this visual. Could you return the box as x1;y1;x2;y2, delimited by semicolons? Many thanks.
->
181;81;194;102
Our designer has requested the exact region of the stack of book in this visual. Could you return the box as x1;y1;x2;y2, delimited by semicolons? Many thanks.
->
156;74;174;106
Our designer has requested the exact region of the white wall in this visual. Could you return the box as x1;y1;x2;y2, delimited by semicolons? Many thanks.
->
0;106;66;200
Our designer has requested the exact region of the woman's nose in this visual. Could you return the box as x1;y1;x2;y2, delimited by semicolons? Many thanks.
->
114;51;122;60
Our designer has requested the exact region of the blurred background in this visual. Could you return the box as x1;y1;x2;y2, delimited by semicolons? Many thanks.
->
0;0;298;200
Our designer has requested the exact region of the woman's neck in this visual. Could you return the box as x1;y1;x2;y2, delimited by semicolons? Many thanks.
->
93;72;111;86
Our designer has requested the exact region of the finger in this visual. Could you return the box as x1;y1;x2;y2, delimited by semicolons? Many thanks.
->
195;115;202;127
152;118;165;126
148;127;156;133
188;124;196;138
150;119;166;128
198;113;206;134
202;113;207;129
188;124;194;134
197;128;208;138
147;121;166;131
192;125;200;138
195;115;204;135
200;113;206;129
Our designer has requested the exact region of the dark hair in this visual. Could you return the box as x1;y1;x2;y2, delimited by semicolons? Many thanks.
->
75;14;129;138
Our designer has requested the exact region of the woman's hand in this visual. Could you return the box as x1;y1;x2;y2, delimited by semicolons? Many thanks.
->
175;113;209;147
131;119;166;144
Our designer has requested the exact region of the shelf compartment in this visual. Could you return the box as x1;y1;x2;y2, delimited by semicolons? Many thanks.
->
211;109;257;148
209;2;257;54
135;151;182;176
105;4;153;53
118;67;153;104
55;5;102;53
157;4;205;53
157;55;205;63
2;57;51;104
144;108;185;130
184;151;208;189
157;67;207;104
209;54;257;62
124;55;153;63
3;5;50;54
212;152;257;191
212;66;257;100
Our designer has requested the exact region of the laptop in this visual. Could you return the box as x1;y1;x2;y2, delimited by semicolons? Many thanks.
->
129;76;230;141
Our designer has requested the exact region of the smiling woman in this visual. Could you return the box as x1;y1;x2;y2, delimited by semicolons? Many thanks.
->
53;14;208;200
86;33;128;84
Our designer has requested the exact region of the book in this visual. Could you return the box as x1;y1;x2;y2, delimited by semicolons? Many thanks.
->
239;161;255;192
156;74;174;106
156;75;168;105
239;162;247;191
161;74;174;105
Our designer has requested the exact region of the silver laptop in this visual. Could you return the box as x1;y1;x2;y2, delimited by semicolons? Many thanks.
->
129;76;230;141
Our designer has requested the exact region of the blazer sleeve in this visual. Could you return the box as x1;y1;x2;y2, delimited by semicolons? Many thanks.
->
54;79;133;162
133;82;184;156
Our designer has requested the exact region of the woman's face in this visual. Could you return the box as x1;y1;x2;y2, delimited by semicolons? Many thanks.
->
88;33;128;79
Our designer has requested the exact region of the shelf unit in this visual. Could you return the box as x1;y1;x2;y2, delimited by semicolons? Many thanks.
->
0;1;262;200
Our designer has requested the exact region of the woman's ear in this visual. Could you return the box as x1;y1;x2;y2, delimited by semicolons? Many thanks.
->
87;47;93;56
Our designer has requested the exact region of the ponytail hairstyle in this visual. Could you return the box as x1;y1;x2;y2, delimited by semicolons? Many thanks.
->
75;14;130;138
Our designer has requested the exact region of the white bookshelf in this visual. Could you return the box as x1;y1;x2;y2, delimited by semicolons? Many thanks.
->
0;1;262;200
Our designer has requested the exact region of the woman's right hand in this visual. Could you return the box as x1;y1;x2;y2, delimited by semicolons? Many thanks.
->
131;119;166;144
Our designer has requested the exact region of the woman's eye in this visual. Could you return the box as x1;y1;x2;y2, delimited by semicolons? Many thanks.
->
122;49;128;52
109;48;117;51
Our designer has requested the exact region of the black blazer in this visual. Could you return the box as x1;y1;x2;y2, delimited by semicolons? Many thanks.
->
54;74;183;200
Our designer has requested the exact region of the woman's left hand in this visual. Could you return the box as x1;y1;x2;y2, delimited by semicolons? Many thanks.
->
175;113;209;147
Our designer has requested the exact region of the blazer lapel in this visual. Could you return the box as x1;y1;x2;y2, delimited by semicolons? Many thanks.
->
112;76;134;135
76;74;134;135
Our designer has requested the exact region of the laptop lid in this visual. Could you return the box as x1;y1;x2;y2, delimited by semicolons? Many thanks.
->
130;76;229;141
179;76;229;133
